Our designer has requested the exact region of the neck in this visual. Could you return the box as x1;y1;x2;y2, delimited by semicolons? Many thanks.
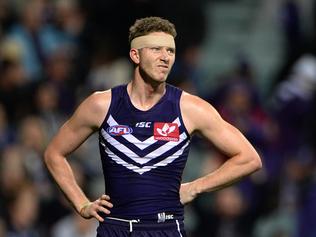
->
127;72;166;111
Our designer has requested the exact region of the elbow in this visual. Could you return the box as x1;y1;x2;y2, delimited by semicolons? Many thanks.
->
44;145;67;171
250;152;262;172
43;147;51;167
43;146;55;168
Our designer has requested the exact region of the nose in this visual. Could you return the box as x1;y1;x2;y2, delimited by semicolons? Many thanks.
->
160;49;169;62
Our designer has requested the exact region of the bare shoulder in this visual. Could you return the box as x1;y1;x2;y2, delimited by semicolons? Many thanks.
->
85;90;111;114
180;91;212;111
180;91;222;134
73;89;112;128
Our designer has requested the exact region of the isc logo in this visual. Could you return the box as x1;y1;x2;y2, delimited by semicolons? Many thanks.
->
157;212;174;223
107;125;133;136
135;122;152;128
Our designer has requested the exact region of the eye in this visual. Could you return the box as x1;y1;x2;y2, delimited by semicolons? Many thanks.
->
150;47;161;52
167;48;175;55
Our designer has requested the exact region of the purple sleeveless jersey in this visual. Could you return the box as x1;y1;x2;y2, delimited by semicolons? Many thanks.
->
98;84;191;221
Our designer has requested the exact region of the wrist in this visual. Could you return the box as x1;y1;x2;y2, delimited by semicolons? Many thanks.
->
192;178;204;196
78;200;91;215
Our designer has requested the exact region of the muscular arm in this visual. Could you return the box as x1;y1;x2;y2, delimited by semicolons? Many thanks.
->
180;92;262;204
44;91;113;221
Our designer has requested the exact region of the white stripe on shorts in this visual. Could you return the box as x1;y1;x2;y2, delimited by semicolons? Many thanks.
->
176;220;183;237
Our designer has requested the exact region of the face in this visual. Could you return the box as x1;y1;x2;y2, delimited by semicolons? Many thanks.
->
132;32;176;83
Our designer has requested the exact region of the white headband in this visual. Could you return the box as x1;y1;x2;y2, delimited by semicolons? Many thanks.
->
130;34;175;49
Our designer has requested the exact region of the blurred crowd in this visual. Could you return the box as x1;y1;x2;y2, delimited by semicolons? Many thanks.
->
0;0;316;237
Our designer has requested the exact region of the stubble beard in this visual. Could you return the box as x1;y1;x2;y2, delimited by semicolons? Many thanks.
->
139;66;169;87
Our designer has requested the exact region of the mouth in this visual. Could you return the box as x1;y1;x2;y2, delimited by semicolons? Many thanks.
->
157;65;169;70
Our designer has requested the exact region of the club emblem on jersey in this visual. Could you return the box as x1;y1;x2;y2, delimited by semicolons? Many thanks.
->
154;122;179;141
107;125;133;136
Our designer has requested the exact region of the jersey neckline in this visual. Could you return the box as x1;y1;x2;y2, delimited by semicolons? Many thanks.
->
123;84;170;113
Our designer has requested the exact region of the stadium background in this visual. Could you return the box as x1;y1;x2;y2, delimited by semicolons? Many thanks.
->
1;0;316;236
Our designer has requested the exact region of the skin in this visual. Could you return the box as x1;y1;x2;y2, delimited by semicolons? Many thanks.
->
44;31;262;222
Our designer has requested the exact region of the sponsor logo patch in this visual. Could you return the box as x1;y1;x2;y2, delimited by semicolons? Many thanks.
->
107;125;133;136
154;122;179;141
157;212;174;223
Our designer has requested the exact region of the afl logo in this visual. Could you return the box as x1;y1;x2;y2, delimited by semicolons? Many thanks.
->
107;125;133;136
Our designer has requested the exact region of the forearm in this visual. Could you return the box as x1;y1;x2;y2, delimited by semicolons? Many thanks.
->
44;152;89;213
192;153;261;195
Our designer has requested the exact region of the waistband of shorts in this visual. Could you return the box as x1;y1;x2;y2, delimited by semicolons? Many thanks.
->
99;216;184;231
100;211;184;223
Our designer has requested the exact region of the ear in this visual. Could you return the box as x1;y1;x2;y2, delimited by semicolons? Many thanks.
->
129;48;140;64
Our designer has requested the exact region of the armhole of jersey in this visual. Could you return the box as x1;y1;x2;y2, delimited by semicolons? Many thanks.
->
98;89;114;131
177;90;191;140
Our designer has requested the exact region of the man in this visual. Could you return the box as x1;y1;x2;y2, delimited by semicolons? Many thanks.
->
44;16;262;236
